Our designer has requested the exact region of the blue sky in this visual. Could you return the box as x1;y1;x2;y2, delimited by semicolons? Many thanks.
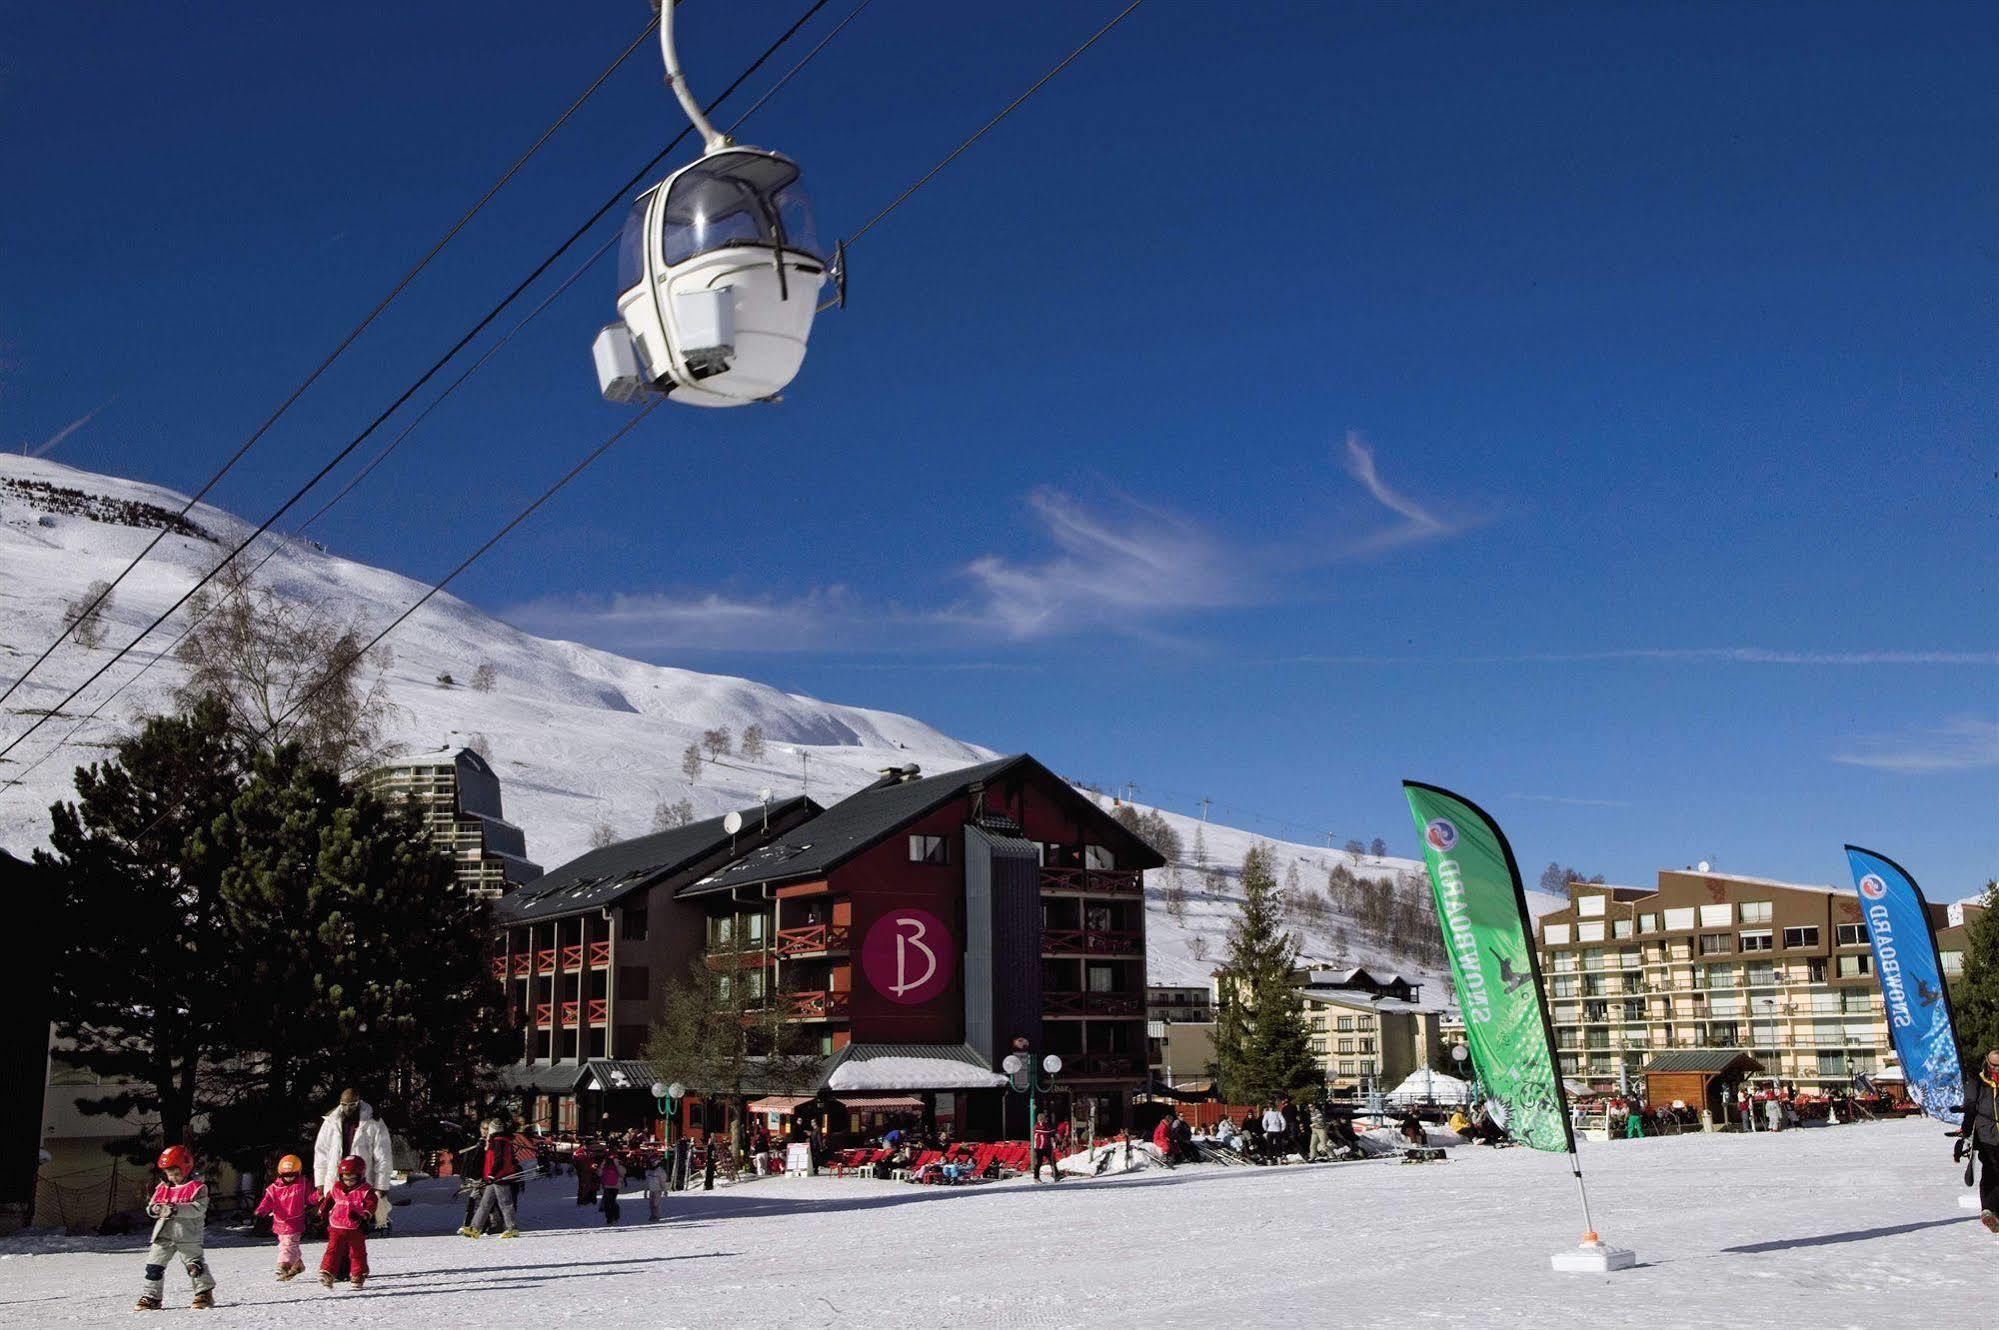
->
4;1;1994;893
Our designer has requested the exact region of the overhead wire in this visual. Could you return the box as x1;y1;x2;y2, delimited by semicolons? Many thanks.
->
0;15;662;716
0;0;837;770
0;0;880;799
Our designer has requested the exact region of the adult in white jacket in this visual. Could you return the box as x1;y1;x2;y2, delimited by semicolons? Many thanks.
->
313;1089;396;1195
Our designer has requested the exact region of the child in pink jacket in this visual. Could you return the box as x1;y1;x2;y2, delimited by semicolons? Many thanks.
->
253;1153;320;1281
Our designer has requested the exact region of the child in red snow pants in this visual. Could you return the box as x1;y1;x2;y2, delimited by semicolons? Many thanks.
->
322;1227;368;1282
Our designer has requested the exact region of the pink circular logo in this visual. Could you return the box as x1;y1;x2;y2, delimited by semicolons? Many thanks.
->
1858;874;1887;900
860;908;955;1005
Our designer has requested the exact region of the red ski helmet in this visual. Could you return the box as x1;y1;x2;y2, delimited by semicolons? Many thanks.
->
157;1145;194;1173
338;1154;367;1180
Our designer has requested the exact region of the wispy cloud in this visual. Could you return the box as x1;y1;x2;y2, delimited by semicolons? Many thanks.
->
1832;715;1999;774
1340;431;1465;552
502;587;879;654
957;489;1242;639
28;397;116;458
1281;647;1999;667
1514;793;1633;808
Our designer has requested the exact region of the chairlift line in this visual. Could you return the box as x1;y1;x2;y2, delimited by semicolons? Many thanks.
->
0;16;662;719
0;0;840;771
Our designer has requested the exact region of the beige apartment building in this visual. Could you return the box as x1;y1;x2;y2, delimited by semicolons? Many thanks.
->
369;747;541;898
1208;966;1445;1095
1536;870;1919;1094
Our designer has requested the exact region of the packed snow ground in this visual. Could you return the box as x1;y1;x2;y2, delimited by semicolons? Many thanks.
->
0;456;1490;991
0;1118;1983;1328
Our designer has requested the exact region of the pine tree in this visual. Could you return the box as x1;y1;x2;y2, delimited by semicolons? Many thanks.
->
1210;844;1320;1103
1954;882;1999;1067
41;697;247;1150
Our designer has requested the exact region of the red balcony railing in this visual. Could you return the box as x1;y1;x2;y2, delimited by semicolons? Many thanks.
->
586;998;608;1025
1043;992;1144;1018
786;990;851;1020
588;941;611;968
1040;867;1143;896
775;923;851;957
1042;928;1142;957
536;948;557;973
561;944;583;972
533;1003;552;1027
490;956;508;980
512;954;533;979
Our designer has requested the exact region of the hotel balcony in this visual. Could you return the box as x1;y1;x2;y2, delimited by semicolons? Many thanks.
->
774;923;851;958
1039;867;1143;897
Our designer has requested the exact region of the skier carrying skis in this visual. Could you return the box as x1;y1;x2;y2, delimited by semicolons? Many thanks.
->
252;1153;319;1282
1961;1046;1999;1232
136;1145;216;1311
459;1119;523;1239
317;1155;380;1289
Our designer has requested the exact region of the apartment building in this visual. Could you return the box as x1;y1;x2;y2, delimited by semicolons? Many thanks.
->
1536;870;1908;1093
369;747;541;898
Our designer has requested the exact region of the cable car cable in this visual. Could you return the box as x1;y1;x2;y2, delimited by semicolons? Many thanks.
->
819;0;1148;308
0;16;662;717
258;400;662;749
0;0;836;768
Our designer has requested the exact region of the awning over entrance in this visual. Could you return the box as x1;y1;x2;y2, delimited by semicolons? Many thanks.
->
746;1095;810;1115
574;1060;665;1094
834;1095;923;1112
819;1043;1010;1093
500;1062;587;1093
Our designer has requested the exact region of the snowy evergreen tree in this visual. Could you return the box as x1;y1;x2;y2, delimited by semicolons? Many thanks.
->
1954;881;1999;1066
1210;844;1319;1104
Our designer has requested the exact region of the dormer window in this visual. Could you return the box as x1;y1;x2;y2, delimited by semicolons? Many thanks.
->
910;834;949;865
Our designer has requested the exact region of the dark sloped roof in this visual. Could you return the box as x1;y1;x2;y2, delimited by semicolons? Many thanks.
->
681;754;1164;896
1642;1050;1765;1075
496;796;818;923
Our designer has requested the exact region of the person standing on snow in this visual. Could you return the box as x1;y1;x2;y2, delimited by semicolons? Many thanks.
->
312;1089;395;1214
252;1154;318;1282
317;1156;381;1290
1261;1103;1289;1156
1032;1112;1061;1182
459;1120;523;1239
1960;1047;1999;1232
136;1145;216;1312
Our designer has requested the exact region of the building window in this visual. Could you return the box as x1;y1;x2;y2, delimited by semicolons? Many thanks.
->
1339;1061;1356;1076
1739;901;1772;924
1577;895;1606;918
1611;918;1633;938
1086;963;1117;993
1698;934;1730;956
1359;1060;1376;1075
1577;922;1605;943
1337;1039;1355;1054
1943;951;1964;976
1841;989;1873;1014
1309;1017;1326;1032
1836;954;1872;978
707;915;734;949
1739;930;1773;952
621;907;648;941
1835;923;1867;947
1663;907;1696;931
1543;923;1572;945
1638;913;1658;933
1357;1015;1376;1030
1084;844;1115;870
1336;1016;1355;1032
910;835;949;865
1782;926;1820;949
1699;904;1732;928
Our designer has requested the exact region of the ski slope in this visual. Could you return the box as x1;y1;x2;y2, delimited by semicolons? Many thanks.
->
0;455;1524;995
0;1118;1979;1327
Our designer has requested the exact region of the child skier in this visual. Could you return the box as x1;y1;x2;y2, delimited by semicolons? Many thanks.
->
137;1145;216;1311
599;1151;623;1225
252;1153;319;1282
317;1155;380;1290
643;1150;668;1222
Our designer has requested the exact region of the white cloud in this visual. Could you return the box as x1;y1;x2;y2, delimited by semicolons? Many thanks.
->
1832;715;1999;774
1339;431;1463;551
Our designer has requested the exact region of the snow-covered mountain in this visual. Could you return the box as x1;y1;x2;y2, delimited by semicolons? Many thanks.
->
0;455;1497;997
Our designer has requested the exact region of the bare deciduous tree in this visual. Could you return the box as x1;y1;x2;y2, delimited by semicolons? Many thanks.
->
173;560;395;769
470;663;497;692
701;727;732;759
63;580;114;649
651;798;694;831
589;822;618;849
681;744;703;782
738;724;766;761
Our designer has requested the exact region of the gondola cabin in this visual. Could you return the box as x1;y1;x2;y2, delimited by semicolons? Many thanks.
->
593;147;828;407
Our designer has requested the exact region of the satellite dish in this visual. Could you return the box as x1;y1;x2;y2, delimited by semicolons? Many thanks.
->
1697;860;1711;873
758;787;773;803
723;810;744;836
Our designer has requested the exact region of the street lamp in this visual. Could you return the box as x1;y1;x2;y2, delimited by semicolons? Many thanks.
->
1002;1046;1063;1152
651;1080;686;1186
